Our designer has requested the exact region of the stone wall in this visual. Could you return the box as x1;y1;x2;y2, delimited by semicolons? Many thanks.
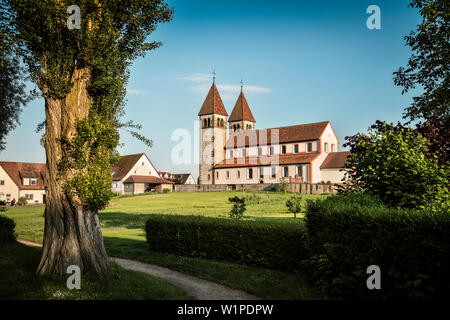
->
174;183;337;194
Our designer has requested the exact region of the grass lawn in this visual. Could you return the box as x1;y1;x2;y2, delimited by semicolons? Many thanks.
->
0;242;194;300
2;191;325;299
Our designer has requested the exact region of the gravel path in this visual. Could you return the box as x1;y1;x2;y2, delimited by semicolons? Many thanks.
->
16;239;260;300
112;257;261;300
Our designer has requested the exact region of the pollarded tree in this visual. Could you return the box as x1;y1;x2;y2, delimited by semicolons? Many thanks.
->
2;0;173;276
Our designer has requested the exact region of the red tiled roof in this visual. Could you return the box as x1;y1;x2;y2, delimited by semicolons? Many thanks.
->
112;153;145;181
123;175;173;184
0;161;46;190
228;91;255;122
214;153;319;169
198;83;228;116
226;121;330;148
320;151;351;169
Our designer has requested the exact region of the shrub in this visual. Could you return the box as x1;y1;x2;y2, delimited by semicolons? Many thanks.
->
278;177;289;192
17;197;27;206
0;215;16;243
305;194;450;299
162;188;171;193
228;196;246;219
342;121;449;212
286;195;303;218
145;215;309;272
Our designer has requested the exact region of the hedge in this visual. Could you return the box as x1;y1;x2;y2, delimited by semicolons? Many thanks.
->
0;215;16;243
145;215;308;272
305;194;450;299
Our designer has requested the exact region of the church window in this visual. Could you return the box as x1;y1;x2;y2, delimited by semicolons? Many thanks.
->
294;144;299;153
284;166;289;177
248;168;253;179
259;168;264;179
216;171;219;179
207;118;211;127
297;166;303;177
331;144;335;152
269;146;274;156
258;148;262;157
307;143;312;152
226;171;230;179
230;150;233;158
237;170;240;178
324;143;328;152
271;167;276;178
242;149;246;157
282;145;287;154
203;119;207;128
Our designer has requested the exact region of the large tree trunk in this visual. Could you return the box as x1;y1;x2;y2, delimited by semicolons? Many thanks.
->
37;68;109;277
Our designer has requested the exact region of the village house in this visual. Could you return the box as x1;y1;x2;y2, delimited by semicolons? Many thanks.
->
158;172;196;185
198;81;350;185
0;161;46;204
111;153;174;194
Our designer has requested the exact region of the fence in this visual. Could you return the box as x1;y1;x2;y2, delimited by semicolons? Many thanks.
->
174;183;337;194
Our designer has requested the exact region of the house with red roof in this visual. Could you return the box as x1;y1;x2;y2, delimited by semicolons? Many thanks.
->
198;81;350;185
0;161;46;204
111;153;173;194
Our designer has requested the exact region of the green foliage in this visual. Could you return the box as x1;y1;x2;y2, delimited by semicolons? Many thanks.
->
162;188;171;193
17;196;27;206
286;195;303;218
278;177;289;192
305;194;450;299
228;196;246;219
145;215;309;272
393;0;449;122
342;122;449;211
64;114;120;211
0;215;16;242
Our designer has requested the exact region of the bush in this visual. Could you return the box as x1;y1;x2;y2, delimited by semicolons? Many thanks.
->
0;215;16;243
162;188;171;193
145;215;309;272
286;195;303;218
228;196;246;219
305;194;450;299
17;197;27;206
278;177;289;192
342;121;449;212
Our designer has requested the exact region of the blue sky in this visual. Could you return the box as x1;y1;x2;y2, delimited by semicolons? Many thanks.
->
1;0;422;178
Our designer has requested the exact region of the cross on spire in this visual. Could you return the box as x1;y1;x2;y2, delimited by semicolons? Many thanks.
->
240;78;244;92
212;69;216;83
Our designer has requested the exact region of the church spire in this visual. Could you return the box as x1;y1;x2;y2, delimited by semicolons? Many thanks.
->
228;87;255;123
198;79;228;117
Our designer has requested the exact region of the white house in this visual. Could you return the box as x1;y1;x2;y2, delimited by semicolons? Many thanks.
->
111;153;173;194
0;161;46;204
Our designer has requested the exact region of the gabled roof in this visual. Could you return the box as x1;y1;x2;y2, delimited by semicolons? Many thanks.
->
173;173;193;184
112;153;146;181
198;83;228;116
320;151;351;169
123;175;173;184
214;153;319;169
228;91;255;122
0;161;46;190
226;121;330;148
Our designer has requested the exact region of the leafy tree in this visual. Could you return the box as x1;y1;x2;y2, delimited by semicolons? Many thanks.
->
278;177;289;193
342;121;449;211
2;0;173;276
0;4;31;150
285;195;302;218
393;0;449;164
229;196;246;219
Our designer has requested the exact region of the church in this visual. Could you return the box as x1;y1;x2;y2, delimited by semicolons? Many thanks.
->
198;80;350;185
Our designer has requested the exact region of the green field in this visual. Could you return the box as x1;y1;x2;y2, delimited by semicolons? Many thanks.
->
3;191;325;299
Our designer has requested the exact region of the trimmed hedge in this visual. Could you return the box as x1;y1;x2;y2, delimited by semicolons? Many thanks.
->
305;194;450;299
145;215;308;272
0;215;16;243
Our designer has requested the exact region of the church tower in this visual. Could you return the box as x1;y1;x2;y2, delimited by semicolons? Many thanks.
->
228;85;255;134
198;80;228;185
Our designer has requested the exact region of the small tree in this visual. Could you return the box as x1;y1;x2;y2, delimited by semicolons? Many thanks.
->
17;197;27;206
342;121;449;211
286;195;303;218
278;177;289;193
229;196;246;219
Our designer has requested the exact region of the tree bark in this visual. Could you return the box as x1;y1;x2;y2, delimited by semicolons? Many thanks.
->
37;68;109;277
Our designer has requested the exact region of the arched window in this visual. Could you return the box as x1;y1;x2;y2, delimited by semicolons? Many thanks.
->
226;171;230;179
217;119;220;126
331;144;335;152
221;119;224;127
237;170;240;179
208;118;211;127
324;143;328;152
216;171;219;179
203;119;207;127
